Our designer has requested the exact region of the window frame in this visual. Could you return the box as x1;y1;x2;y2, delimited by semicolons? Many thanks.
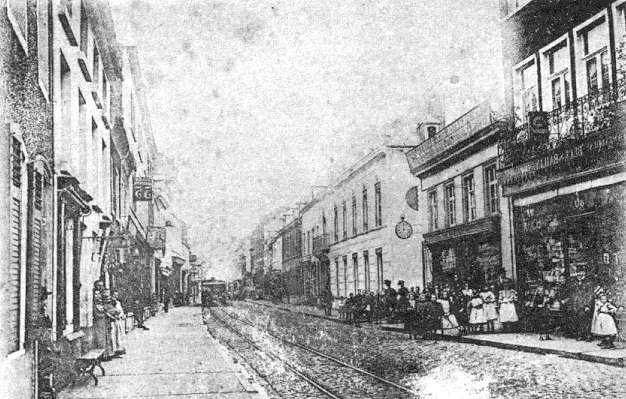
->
352;253;358;293
484;162;499;215
351;194;357;236
375;248;383;292
7;0;28;53
540;36;571;112
333;205;338;242
444;181;456;227
374;182;382;226
513;55;539;125
342;200;347;239
362;187;368;232
462;173;477;223
428;189;438;231
574;11;612;97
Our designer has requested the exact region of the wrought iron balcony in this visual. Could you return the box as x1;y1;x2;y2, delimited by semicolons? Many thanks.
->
312;234;330;256
498;78;626;170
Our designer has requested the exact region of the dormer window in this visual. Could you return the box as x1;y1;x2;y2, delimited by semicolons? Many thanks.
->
426;125;437;138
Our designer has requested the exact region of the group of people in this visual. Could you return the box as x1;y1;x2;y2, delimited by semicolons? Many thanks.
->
93;280;150;360
328;275;623;348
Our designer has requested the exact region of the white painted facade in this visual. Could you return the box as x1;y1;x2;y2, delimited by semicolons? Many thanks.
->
300;147;424;297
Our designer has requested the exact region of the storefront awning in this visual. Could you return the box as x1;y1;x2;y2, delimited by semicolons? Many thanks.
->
423;215;500;246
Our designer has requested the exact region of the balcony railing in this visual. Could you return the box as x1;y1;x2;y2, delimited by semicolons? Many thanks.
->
312;234;330;256
499;78;626;170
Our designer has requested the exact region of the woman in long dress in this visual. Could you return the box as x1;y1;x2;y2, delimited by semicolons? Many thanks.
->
591;294;618;349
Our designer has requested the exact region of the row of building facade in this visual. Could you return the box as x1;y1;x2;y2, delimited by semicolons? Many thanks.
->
0;1;198;397
236;0;625;316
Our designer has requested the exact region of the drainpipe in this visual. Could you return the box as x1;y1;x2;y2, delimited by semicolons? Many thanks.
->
51;174;58;342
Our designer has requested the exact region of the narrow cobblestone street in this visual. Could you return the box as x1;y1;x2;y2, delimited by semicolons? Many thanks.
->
59;308;266;399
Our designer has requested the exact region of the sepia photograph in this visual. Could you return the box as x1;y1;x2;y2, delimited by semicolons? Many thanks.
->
0;0;625;398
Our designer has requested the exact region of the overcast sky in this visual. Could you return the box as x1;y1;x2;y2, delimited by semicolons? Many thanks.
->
111;0;503;279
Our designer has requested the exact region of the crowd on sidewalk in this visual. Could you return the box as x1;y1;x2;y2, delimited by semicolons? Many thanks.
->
326;275;625;349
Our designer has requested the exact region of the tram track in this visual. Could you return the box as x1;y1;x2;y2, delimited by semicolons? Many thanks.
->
205;309;343;399
210;307;417;399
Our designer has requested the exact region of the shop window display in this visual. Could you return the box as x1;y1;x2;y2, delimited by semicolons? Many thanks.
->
514;183;626;310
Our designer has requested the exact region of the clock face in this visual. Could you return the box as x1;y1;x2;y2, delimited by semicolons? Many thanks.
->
395;220;413;239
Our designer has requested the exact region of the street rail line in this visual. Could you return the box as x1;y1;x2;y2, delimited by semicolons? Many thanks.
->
213;307;417;398
206;310;343;399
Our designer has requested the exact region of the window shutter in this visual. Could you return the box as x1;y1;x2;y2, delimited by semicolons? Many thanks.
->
8;136;25;352
27;166;46;337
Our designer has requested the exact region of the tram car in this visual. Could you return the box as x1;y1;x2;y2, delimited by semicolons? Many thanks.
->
200;278;228;307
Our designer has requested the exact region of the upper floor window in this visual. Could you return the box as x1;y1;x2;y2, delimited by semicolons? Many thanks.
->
577;16;611;96
543;40;571;111
505;0;533;16
351;195;357;236
79;1;88;54
484;163;499;215
37;0;50;99
514;59;538;125
342;201;347;239
428;190;438;231
444;182;455;227
92;43;100;92
7;0;27;51
427;125;437;139
462;173;477;222
374;182;382;226
333;205;338;242
322;213;327;237
362;188;368;231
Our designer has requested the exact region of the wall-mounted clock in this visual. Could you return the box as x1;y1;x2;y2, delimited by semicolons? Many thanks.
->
395;216;413;239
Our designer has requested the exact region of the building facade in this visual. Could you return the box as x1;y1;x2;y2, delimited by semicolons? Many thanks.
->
1;2;193;397
300;146;426;299
1;0;54;396
498;0;626;305
406;103;513;289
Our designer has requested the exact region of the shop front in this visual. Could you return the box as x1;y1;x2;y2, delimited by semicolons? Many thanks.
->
424;216;502;290
513;183;626;307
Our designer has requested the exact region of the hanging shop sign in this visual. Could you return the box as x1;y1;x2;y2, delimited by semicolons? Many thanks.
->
147;226;166;250
133;177;153;201
395;216;413;239
405;186;419;211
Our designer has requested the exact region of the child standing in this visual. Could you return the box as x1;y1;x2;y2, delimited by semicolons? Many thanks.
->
592;294;618;349
498;282;519;332
481;285;499;332
468;291;486;333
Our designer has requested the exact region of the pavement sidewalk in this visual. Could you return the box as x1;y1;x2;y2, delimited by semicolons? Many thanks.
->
248;299;626;368
59;307;267;399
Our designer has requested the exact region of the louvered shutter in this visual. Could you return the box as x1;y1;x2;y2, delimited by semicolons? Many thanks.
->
27;166;45;338
8;136;25;352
